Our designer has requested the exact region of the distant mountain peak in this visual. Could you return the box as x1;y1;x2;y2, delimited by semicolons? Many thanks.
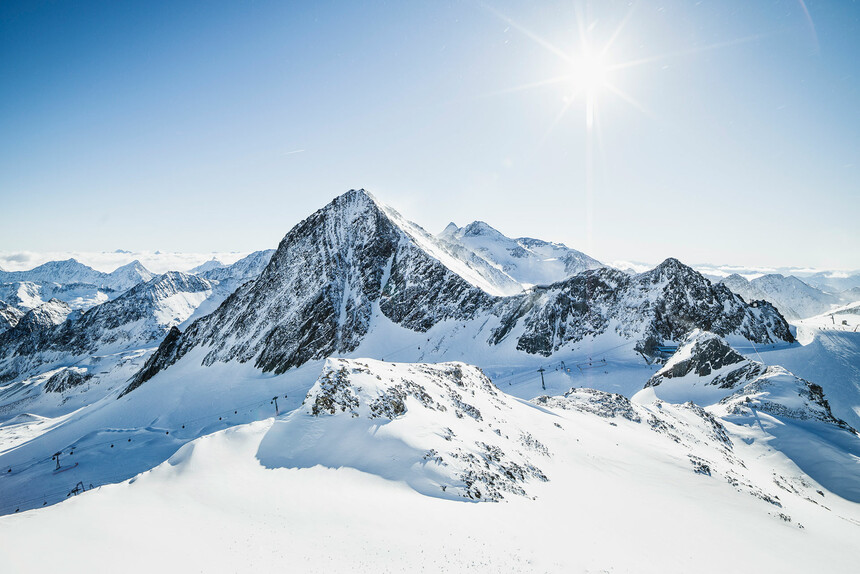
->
461;221;505;239
189;258;225;274
440;222;460;237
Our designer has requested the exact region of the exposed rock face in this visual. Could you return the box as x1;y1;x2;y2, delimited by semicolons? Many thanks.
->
15;299;73;333
494;259;793;357
647;331;748;385
0;302;25;333
130;190;497;385
44;367;92;393
125;190;793;394
646;331;773;390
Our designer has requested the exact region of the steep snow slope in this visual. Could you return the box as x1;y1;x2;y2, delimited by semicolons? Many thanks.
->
440;220;603;287
721;273;838;320
126;190;791;395
640;330;860;501
376;203;524;296
1;357;858;573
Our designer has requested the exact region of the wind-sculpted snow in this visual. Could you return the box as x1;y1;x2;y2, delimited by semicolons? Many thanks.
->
127;190;792;393
0;272;213;384
258;358;549;501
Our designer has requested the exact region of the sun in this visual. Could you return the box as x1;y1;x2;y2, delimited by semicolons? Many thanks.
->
569;49;609;96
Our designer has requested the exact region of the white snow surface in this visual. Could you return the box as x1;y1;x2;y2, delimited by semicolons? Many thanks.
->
1;357;858;573
439;220;603;289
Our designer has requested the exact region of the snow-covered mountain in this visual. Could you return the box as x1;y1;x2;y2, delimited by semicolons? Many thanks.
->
0;272;214;386
720;273;838;320
439;220;604;287
0;302;24;334
0;258;108;287
126;189;791;395
13;299;73;334
106;260;155;292
801;271;860;294
195;249;275;283
0;259;156;315
0;280;110;312
0;189;857;573
188;258;226;274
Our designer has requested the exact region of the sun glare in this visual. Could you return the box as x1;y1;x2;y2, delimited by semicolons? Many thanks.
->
570;49;609;95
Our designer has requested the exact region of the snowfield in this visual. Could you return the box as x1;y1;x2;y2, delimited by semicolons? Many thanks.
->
1;357;859;573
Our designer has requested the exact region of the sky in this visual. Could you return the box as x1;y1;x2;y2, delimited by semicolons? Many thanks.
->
1;0;858;271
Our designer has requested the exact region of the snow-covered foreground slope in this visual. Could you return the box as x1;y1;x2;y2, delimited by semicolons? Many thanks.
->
1;357;858;573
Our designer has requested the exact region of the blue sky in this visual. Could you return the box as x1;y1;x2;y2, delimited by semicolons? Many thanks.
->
1;0;857;269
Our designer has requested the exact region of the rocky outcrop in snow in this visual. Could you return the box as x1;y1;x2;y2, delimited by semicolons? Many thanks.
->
645;331;855;432
0;301;24;333
258;358;549;501
14;299;73;333
492;258;792;357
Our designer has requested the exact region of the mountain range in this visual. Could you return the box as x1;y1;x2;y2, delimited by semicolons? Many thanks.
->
0;189;858;573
